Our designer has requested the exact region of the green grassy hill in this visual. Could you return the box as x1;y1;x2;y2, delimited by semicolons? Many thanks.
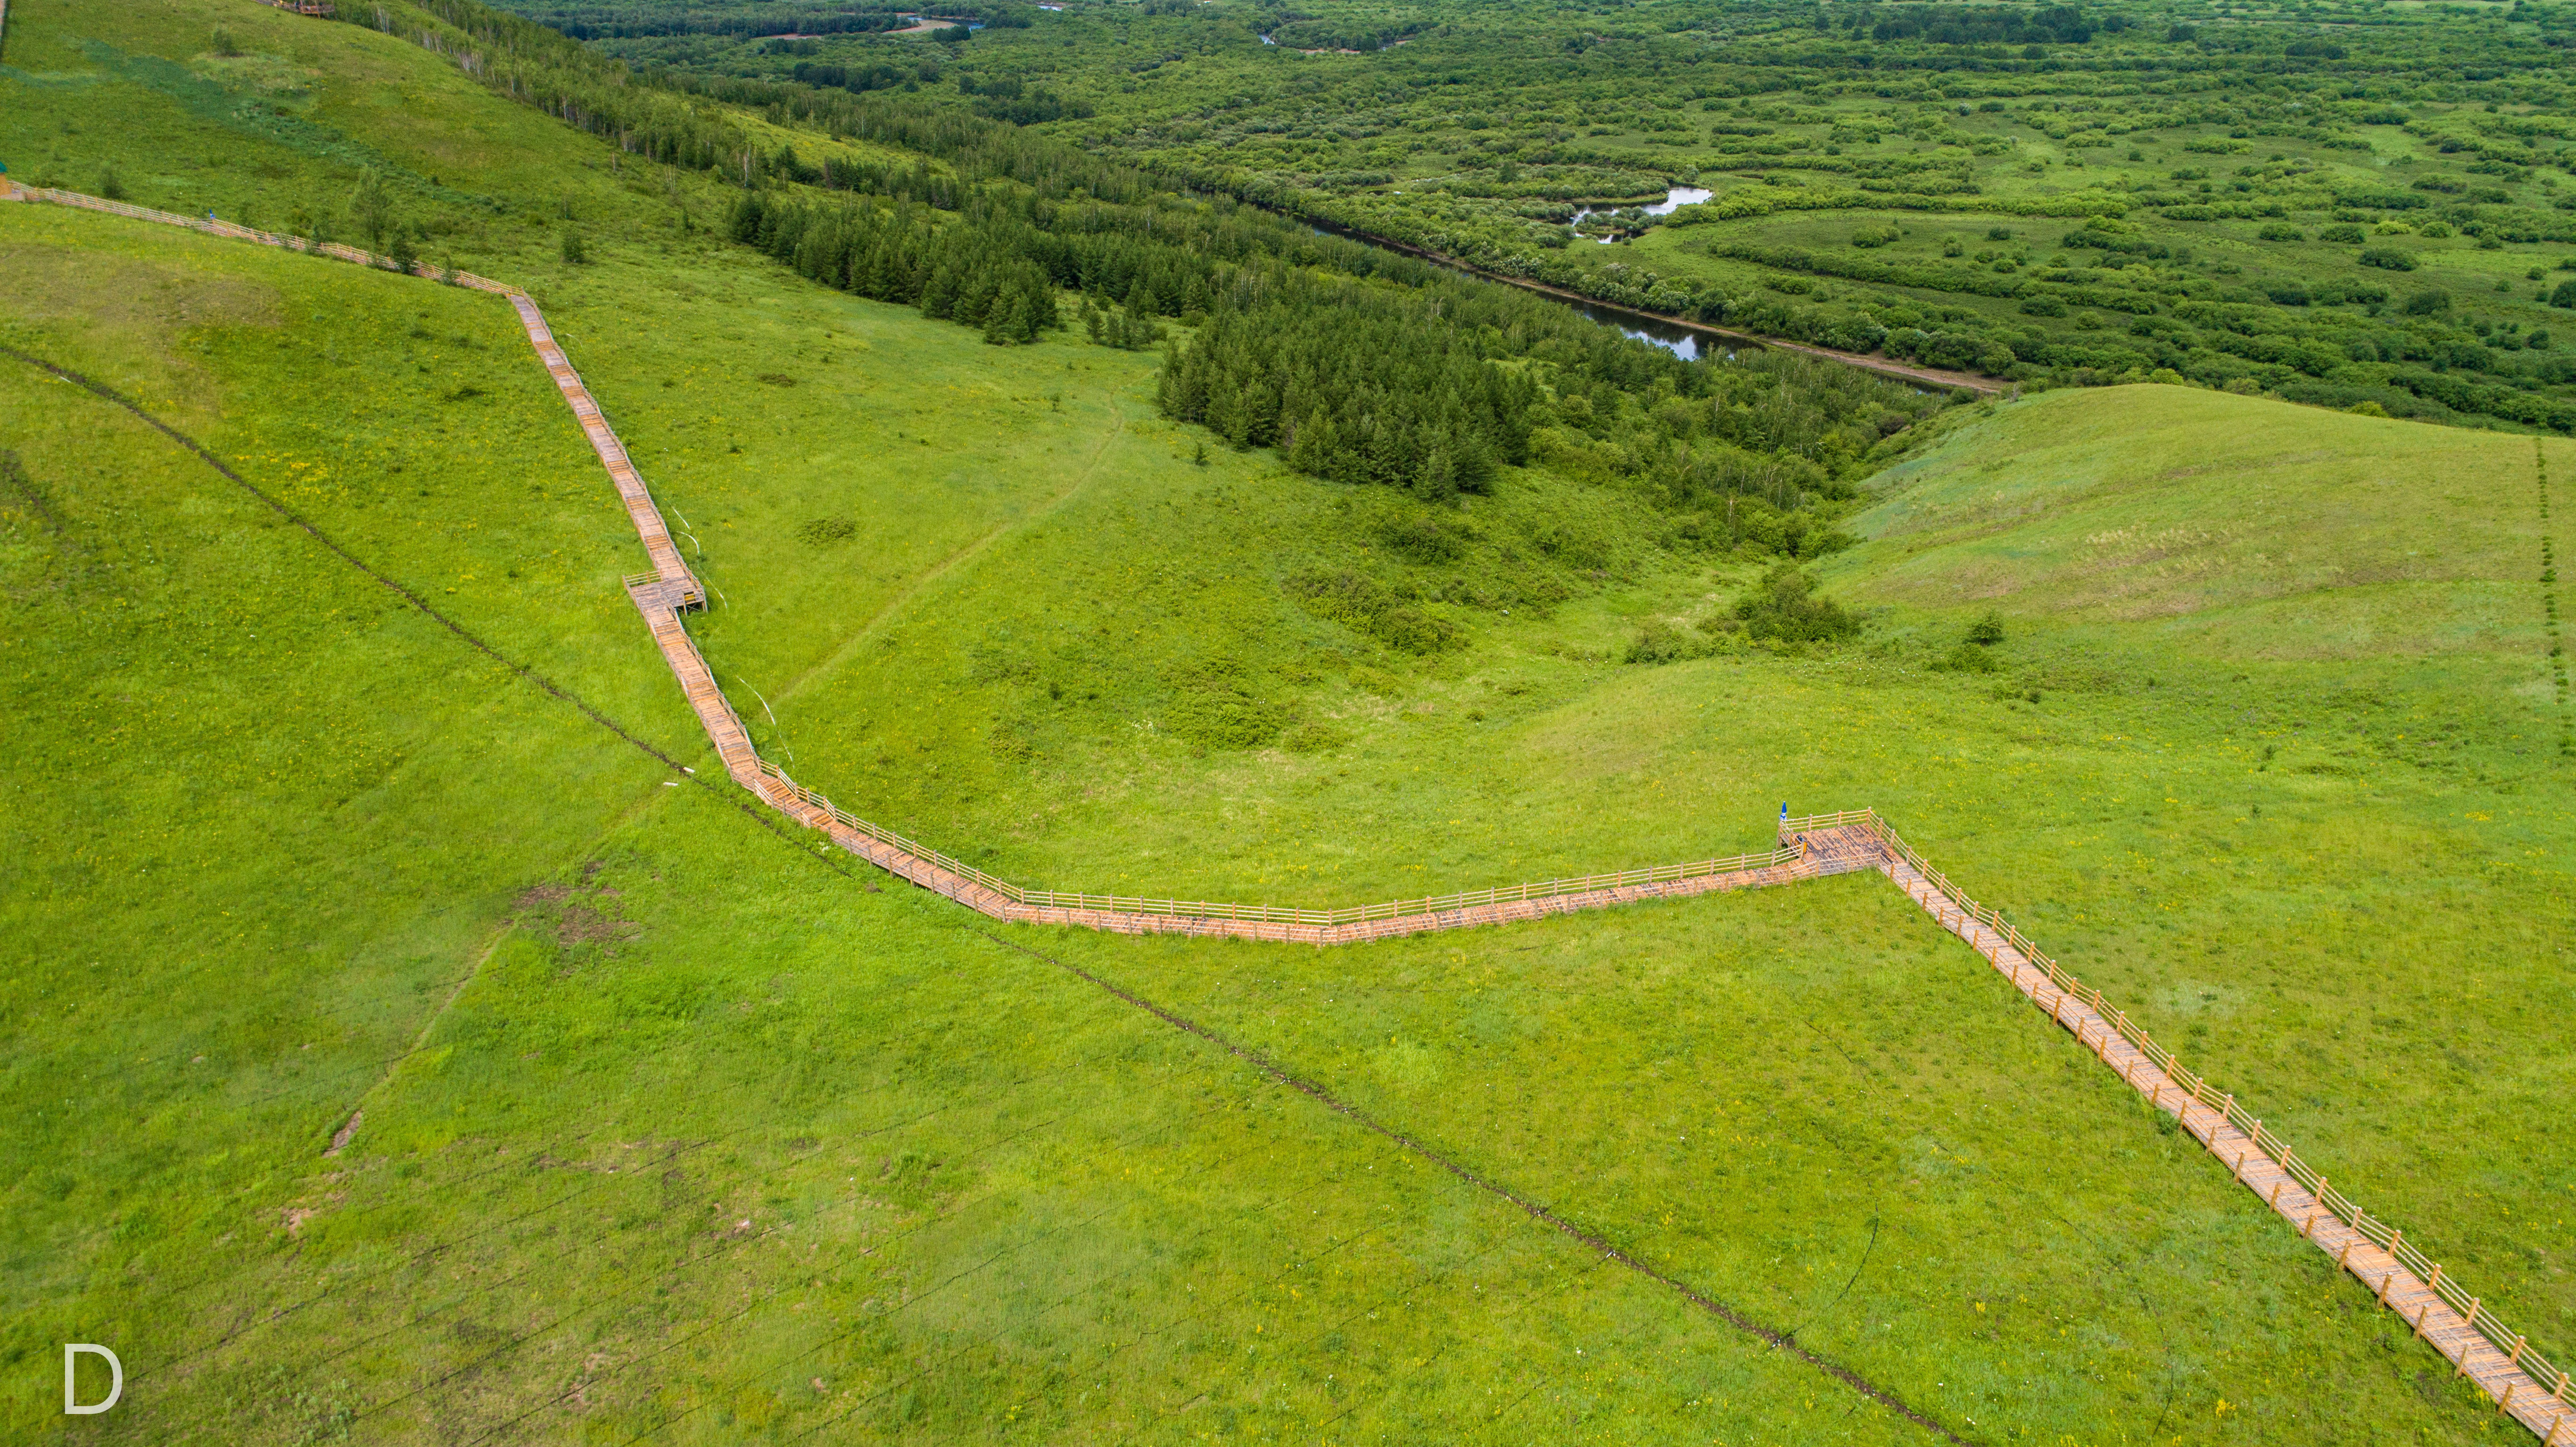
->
3;0;2571;1442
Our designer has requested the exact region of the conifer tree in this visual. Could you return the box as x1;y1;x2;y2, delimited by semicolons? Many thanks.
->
983;293;1024;345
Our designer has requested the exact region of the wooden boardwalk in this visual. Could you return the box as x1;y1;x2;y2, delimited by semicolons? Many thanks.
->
610;576;1873;945
1793;821;2576;1443
1007;845;1861;945
16;183;2566;1441
510;296;701;605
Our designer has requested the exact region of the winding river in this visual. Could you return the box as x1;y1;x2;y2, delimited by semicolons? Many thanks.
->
1294;199;1991;387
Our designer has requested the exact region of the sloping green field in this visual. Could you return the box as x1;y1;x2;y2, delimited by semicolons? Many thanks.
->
4;1;2572;1443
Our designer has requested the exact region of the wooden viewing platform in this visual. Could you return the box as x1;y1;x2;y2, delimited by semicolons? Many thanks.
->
12;182;2567;1443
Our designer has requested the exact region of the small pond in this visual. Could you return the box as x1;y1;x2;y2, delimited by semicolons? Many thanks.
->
1569;186;1713;241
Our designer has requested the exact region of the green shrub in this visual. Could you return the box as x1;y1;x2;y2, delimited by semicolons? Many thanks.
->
1284;570;1462;654
1379;514;1465;565
1623;620;1709;664
1966;609;2006;645
2359;247;2416;271
1164;668;1297;748
1931;641;2003;674
560;228;588;264
794;517;857;545
1279;721;1349;753
1734;562;1858;643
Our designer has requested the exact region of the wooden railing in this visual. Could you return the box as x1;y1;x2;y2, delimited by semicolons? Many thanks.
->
2;185;516;293
1849;808;2571;1418
760;753;1816;927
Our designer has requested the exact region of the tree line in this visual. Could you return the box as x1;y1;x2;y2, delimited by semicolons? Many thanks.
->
356;0;1955;542
1157;286;1539;499
728;191;1061;342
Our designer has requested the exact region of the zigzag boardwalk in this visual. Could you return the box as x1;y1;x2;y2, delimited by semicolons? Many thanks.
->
12;181;2566;1441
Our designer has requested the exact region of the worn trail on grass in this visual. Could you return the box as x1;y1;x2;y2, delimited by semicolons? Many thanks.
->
16;183;2566;1443
773;395;1129;707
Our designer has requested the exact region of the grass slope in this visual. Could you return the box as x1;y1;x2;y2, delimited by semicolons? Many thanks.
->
3;0;2570;1442
0;204;699;1423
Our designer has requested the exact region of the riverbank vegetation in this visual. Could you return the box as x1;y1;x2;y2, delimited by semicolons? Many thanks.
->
522;0;2576;430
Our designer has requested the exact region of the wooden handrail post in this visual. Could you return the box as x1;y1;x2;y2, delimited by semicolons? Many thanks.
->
2459;1301;2481;1375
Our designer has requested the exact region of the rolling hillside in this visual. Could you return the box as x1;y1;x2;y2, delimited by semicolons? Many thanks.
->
2;0;2570;1442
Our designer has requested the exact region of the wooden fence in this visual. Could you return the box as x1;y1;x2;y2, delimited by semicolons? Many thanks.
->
1;183;515;292
759;753;1815;930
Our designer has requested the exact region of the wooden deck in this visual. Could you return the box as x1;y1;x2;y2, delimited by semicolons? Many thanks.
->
20;183;2566;1443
